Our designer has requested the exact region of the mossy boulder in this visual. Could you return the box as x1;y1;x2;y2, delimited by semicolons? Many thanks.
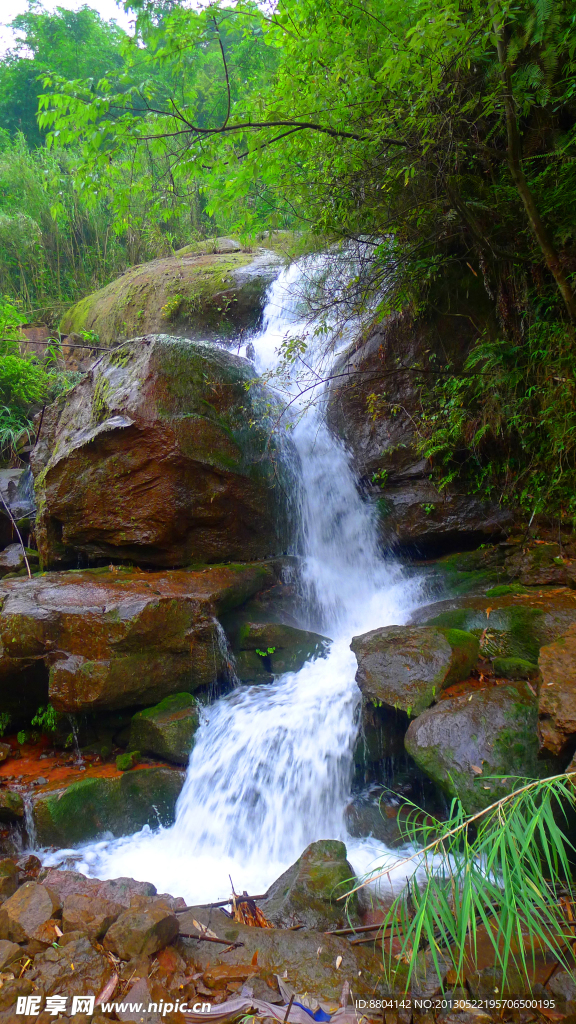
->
492;656;539;680
350;624;479;717
0;563;275;713
129;693;199;765
30;335;292;569
31;767;184;846
236;622;331;678
59;248;280;355
259;840;360;930
405;683;551;814
422;587;576;664
116;750;140;771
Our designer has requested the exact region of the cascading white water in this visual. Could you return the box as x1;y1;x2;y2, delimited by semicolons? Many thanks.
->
43;261;425;902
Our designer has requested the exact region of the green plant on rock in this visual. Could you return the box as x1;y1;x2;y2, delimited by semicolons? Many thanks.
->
31;704;58;734
349;773;576;994
255;647;276;657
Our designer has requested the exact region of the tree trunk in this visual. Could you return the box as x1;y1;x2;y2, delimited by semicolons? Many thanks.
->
491;8;576;322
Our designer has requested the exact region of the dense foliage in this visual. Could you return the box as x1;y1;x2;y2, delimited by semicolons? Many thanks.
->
34;0;576;519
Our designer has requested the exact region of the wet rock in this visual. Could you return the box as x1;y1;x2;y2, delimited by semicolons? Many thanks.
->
0;562;276;713
129;693;199;766
0;860;20;902
405;683;549;813
327;312;512;553
503;543;575;587
492;656;538;680
0;744;10;763
0;791;23;823
237;622;331;676
233;650;274;684
351;625;479;716
0;939;22;970
419;586;576;664
259;839;360;930
538;625;576;756
0;545;28;578
27;935;113;997
103;904;179;960
31;335;291;568
32;767;184;846
59;248;278;353
62;894;122;942
0;882;61;943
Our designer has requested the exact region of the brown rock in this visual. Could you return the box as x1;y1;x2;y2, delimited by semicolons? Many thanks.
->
203;964;259;989
0;940;22;970
104;905;178;960
0;744;11;763
0;883;61;943
0;562;276;713
27;935;112;997
0;861;19;903
538;625;576;756
62;894;122;942
0;978;32;1011
31;335;290;569
41;869;158;908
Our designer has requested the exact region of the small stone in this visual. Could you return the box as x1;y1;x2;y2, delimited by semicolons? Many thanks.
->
203;964;259;989
103;904;178;959
0;790;24;823
62;893;122;942
116;750;140;772
0;882;62;943
0;744;11;763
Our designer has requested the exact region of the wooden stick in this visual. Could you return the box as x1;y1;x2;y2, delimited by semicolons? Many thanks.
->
324;922;388;936
179;934;244;947
283;995;295;1023
176;895;267;913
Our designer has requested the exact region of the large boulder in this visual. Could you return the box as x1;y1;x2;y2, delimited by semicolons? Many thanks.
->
0;562;276;714
259;840;360;930
538;625;576;756
236;621;331;679
59;246;280;358
350;624;479;716
104;903;179;960
129;693;199;765
31;767;184;846
405;683;550;814
31;335;291;569
327;310;512;553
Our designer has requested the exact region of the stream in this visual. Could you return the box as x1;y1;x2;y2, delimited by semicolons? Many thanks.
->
43;261;427;904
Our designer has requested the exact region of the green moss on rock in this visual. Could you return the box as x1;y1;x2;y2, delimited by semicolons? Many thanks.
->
492;656;539;680
32;767;184;846
129;693;199;765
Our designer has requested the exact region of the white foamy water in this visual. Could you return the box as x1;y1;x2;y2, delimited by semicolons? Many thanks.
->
43;261;425;903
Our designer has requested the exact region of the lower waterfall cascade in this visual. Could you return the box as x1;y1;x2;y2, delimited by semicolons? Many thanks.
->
42;261;427;903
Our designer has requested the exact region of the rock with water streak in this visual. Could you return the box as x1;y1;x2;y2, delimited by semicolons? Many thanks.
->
258;839;360;930
0;562;276;713
404;682;551;814
129;693;199;765
103;904;179;960
350;625;479;717
31;767;184;846
31;334;291;569
0;882;61;943
237;622;331;677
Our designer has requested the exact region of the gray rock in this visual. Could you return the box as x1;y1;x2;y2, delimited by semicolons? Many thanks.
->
260;839;360;930
549;970;576;1002
351;625;478;716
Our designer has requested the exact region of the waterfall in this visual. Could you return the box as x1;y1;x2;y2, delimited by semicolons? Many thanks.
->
43;260;425;903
